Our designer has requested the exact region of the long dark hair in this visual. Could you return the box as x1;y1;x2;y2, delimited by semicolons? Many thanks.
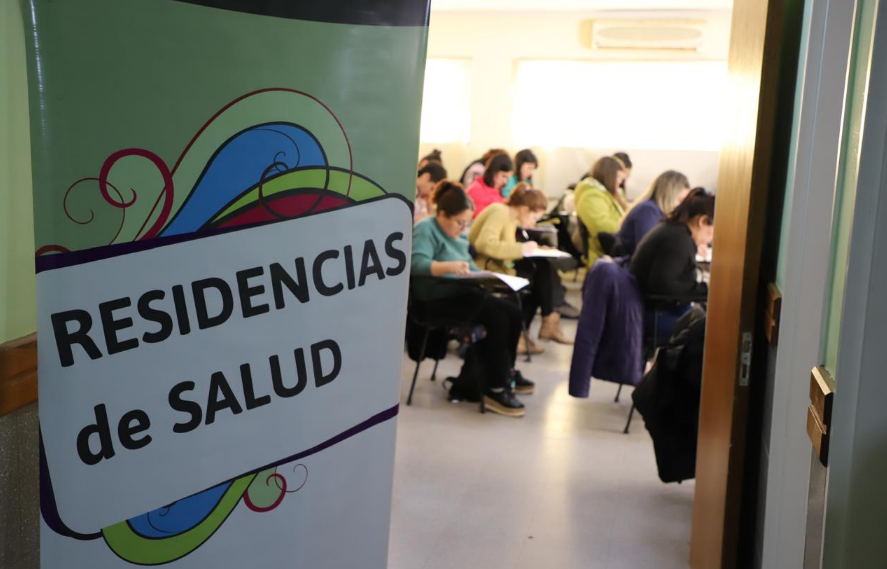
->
513;149;538;182
432;180;473;216
418;162;447;183
482;153;514;187
613;152;632;190
613;152;632;169
421;149;443;164
666;187;715;225
590;156;624;195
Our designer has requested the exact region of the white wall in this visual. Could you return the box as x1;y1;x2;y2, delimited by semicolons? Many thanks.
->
420;9;731;199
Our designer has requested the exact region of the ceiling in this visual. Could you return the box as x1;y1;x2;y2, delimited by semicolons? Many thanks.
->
432;0;732;11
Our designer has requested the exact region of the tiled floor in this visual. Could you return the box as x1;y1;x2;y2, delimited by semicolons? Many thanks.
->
389;290;694;569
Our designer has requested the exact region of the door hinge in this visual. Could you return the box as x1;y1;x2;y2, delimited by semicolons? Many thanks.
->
764;283;783;346
739;332;753;387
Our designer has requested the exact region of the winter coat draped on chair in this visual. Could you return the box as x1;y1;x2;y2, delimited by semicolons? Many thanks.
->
568;258;645;398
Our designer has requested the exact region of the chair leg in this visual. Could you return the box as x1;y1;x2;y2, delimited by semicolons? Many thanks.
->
615;384;623;403
407;329;430;406
623;403;635;435
515;293;532;363
431;359;440;382
653;310;660;349
478;365;486;414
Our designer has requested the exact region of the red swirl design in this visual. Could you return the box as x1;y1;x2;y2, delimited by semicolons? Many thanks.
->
99;148;175;241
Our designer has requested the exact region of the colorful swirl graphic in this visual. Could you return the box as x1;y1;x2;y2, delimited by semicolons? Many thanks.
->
39;89;391;565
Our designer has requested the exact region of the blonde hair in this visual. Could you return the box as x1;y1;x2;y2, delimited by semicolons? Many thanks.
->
630;170;690;216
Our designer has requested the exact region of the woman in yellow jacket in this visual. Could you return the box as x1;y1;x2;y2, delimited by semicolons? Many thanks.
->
574;156;627;266
469;184;573;353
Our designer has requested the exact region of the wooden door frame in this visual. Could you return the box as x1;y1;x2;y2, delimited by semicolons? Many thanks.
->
690;0;789;566
761;0;859;566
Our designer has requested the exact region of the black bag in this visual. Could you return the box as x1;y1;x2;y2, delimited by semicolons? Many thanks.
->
633;308;706;483
445;345;484;403
539;212;583;261
405;318;449;362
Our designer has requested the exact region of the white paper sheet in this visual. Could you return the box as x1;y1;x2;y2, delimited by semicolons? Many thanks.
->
524;249;572;259
453;271;531;291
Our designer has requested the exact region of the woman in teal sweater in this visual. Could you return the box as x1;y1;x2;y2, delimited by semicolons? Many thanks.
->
411;181;532;417
502;149;538;198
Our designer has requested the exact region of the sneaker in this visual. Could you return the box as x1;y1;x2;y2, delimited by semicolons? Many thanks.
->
557;301;581;319
483;387;526;417
512;370;535;395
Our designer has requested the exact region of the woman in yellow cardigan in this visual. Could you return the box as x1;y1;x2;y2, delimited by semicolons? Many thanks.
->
574;156;627;266
469;184;573;353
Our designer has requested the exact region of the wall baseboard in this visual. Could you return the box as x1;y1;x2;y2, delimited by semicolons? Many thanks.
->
0;333;37;417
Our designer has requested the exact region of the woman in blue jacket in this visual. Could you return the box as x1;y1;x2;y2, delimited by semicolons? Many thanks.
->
617;170;690;258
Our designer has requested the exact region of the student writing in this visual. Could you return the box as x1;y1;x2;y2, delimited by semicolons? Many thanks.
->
411;180;534;418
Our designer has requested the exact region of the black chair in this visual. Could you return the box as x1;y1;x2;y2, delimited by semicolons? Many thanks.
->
405;277;488;408
539;205;584;267
577;218;591;265
621;292;708;434
598;232;624;258
521;226;557;248
406;275;531;409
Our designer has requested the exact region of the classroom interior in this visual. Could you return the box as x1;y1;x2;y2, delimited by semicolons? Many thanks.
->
394;1;731;568
3;0;886;568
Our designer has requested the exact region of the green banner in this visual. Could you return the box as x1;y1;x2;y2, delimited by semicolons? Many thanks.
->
25;1;429;567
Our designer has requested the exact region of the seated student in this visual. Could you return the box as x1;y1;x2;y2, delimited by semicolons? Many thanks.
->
467;153;513;218
573;151;631;199
612;151;633;211
617;170;690;257
631;188;714;338
574;156;627;266
411;180;533;417
469;183;573;354
503;149;538;198
414;161;448;223
418;148;443;170
460;148;507;188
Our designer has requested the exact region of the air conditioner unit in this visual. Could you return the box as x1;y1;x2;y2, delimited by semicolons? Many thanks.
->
579;19;706;52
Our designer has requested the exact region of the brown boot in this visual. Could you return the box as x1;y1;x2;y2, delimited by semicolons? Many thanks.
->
539;313;574;345
517;332;545;355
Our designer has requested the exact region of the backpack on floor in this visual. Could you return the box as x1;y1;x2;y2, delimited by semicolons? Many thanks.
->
445;344;485;403
405;319;449;363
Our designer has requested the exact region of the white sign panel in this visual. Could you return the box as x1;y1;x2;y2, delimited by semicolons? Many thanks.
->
38;197;411;534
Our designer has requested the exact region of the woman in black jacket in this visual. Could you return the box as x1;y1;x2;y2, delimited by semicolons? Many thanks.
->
631;187;714;297
631;188;714;338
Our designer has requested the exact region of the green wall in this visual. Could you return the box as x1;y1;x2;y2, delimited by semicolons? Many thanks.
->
1;0;36;343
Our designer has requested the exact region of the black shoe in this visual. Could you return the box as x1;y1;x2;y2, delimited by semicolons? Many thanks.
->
444;378;480;403
483;387;525;417
557;301;580;319
512;370;535;395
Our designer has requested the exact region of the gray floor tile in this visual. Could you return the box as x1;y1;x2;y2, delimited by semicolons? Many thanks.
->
390;286;692;569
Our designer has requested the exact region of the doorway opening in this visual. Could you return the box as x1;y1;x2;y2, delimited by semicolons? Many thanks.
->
389;2;806;568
